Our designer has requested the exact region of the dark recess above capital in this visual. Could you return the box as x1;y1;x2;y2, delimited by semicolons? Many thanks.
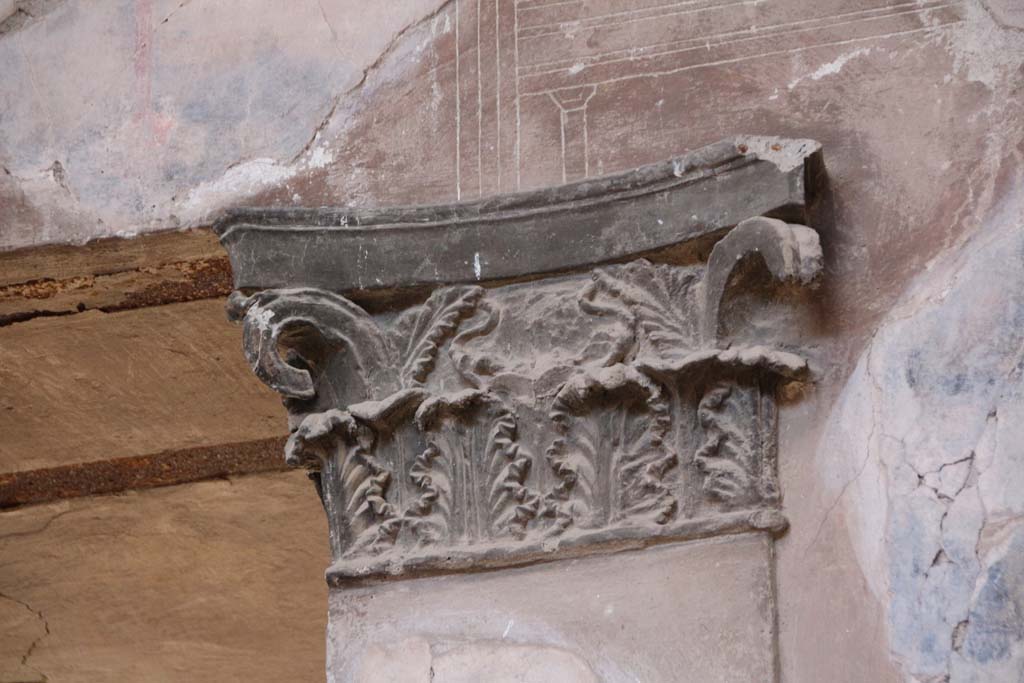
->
215;137;824;294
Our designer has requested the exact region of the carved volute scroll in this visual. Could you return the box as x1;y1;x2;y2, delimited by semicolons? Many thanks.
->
217;137;825;582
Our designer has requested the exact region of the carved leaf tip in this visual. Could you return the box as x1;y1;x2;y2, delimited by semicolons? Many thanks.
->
450;299;502;387
548;363;678;529
348;388;429;431
396;285;485;387
579;261;697;361
404;443;449;544
638;346;809;382
285;409;359;468
552;364;654;412
225;290;252;322
484;406;541;537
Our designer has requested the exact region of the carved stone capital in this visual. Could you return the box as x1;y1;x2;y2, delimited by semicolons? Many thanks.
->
217;137;825;581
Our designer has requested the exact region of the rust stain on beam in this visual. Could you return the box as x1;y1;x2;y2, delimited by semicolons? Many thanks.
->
0;436;290;510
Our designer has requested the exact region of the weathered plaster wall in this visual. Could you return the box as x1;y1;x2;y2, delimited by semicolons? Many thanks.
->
2;1;1023;681
0;0;447;248
820;192;1024;682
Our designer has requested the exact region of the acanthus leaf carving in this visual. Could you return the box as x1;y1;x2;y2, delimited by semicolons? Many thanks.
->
285;408;398;556
234;285;484;409
413;390;541;543
579;260;700;364
696;377;780;508
546;364;677;531
449;300;503;388
390;285;485;387
485;406;541;539
404;443;450;545
232;227;818;575
636;345;809;382
221;142;826;578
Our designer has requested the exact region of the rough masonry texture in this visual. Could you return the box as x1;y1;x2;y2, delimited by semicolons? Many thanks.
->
820;195;1024;683
220;137;823;679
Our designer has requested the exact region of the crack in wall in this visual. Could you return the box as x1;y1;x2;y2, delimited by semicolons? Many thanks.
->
806;335;884;552
315;0;344;58
178;0;451;217
286;0;452;166
837;197;1024;682
908;446;982;678
890;399;1009;681
806;435;873;551
0;507;74;541
0;0;63;38
0;590;50;682
158;0;194;27
915;453;975;501
978;0;1024;33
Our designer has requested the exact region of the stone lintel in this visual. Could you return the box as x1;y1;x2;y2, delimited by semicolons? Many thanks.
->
216;137;823;294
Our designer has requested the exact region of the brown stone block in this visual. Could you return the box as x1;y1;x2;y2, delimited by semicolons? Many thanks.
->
0;299;285;473
0;228;221;287
0;471;328;683
0;228;234;326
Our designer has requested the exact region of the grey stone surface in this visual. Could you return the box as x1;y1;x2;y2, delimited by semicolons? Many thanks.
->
215;137;821;292
328;534;777;683
819;193;1024;682
222;157;824;679
225;205;820;579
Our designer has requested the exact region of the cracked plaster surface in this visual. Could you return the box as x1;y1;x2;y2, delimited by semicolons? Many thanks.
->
0;503;68;683
2;0;1022;264
819;190;1024;682
0;0;447;249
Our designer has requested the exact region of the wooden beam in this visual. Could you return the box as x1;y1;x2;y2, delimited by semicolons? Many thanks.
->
0;227;231;325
